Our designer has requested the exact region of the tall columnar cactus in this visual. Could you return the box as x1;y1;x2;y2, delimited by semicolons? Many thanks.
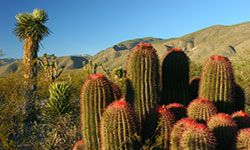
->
80;74;115;150
234;84;246;111
170;118;197;150
199;55;235;113
187;98;218;123
207;113;237;150
154;106;176;150
100;100;138;150
180;123;217;150
161;48;190;105
236;128;250;150
166;103;187;120
126;42;160;128
232;111;250;129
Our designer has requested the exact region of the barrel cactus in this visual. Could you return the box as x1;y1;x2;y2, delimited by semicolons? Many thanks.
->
166;103;186;120
161;48;190;105
187;98;217;123
180;123;217;150
170;118;197;150
72;140;84;150
236;128;250;150
126;42;160;128
154;105;176;150
207;113;237;150
232;111;250;129
80;74;116;149
199;55;235;113
100;99;138;150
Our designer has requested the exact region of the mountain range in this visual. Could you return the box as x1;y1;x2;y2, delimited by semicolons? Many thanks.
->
1;22;250;76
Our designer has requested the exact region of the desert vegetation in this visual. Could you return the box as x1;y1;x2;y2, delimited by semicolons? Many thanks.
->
1;9;250;150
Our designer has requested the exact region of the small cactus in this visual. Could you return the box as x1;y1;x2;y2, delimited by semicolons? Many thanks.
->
236;128;250;150
207;113;237;150
166;103;187;120
126;42;160;129
199;55;235;113
180;123;217;150
170;118;197;150
232;111;250;129
100;99;138;150
154;105;176;150
161;48;190;105
80;74;116;149
72;140;84;150
187;98;218;123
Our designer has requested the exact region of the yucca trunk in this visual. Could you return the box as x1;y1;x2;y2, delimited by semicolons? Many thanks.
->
23;37;38;79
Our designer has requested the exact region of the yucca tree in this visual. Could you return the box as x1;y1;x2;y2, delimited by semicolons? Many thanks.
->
14;9;50;79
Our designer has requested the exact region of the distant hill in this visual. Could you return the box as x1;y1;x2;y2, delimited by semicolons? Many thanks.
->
91;22;250;69
2;22;250;76
0;55;88;76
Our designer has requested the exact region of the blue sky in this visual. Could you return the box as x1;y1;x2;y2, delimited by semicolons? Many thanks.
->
1;0;250;58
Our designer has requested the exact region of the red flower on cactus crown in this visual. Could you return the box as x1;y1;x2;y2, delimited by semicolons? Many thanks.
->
179;118;197;126
72;140;84;150
166;103;185;108
89;73;105;79
211;113;232;121
110;99;127;108
232;111;250;118
172;47;182;51
137;42;152;48
193;123;207;130
156;105;167;113
211;55;229;61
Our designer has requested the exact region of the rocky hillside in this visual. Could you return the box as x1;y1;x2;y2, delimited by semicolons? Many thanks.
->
91;22;250;69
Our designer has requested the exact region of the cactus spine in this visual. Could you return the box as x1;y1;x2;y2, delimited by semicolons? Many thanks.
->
199;55;235;113
161;48;190;105
180;123;217;150
166;103;187;120
100;100;138;150
126;42;160;127
236;128;250;150
207;113;237;150
232;111;250;129
170;118;197;150
187;98;218;123
80;74;115;149
154;106;176;150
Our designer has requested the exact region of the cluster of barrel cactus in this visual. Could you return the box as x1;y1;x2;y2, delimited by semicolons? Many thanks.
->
75;42;250;150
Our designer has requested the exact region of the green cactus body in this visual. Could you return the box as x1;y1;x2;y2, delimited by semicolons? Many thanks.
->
126;42;160;127
236;128;250;150
154;105;176;150
232;111;250;129
180;123;217;150
187;98;218;123
100;100;138;150
166;103;187;120
161;48;190;105
170;118;197;150
72;140;84;150
199;55;235;113
80;74;115;150
207;113;237;150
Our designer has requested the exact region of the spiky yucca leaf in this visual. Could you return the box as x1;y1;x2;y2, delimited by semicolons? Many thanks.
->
43;82;72;121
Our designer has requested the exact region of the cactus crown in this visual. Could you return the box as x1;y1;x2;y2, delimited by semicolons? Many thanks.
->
172;47;182;51
210;55;229;61
136;42;152;48
208;113;237;129
89;73;105;79
232;111;250;118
